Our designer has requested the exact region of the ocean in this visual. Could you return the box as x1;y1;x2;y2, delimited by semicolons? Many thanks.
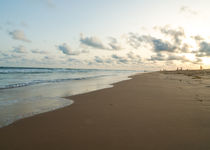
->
0;67;141;128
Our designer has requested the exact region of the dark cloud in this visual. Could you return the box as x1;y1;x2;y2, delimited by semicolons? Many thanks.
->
9;30;31;43
152;39;176;52
189;35;210;57
57;43;80;55
197;41;210;56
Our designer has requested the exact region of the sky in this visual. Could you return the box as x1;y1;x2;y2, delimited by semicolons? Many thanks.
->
0;0;210;70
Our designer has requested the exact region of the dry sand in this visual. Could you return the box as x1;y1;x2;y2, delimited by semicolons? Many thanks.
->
1;71;210;150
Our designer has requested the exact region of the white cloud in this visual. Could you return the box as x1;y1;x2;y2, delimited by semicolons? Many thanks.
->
80;34;122;50
31;49;47;54
9;30;31;43
80;34;108;50
180;6;198;16
13;45;27;53
57;43;80;55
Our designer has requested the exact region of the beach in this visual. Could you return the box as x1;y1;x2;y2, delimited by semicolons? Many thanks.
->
1;71;210;150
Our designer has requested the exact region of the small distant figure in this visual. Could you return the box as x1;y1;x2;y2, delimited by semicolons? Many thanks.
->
180;67;183;71
176;67;179;71
200;65;203;70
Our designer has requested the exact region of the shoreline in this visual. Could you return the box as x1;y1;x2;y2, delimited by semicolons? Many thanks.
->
1;71;210;149
0;71;139;128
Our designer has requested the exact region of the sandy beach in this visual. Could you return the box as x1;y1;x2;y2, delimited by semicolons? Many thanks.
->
1;71;210;150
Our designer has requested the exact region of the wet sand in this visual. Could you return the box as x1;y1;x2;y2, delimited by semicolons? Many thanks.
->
1;71;210;150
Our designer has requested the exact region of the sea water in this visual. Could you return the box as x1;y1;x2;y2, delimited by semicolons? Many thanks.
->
0;67;141;127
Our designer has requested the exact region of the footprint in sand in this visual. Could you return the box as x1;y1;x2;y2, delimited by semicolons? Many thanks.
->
195;94;203;102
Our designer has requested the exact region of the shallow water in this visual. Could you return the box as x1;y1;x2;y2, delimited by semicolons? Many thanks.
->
0;68;141;127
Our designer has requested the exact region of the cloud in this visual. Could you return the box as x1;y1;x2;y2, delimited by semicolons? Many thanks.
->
149;53;190;63
90;56;112;65
44;56;52;60
152;38;176;52
180;6;198;15
112;54;129;64
0;52;22;62
111;52;141;64
149;53;166;61
67;58;82;64
128;34;176;52
126;52;142;64
127;33;150;49
6;21;15;26
188;36;210;57
81;49;89;53
20;21;28;28
128;26;192;54
31;49;47;54
127;51;141;60
90;52;142;66
57;43;80;55
44;0;55;8
13;45;27;53
93;56;113;64
192;58;203;64
196;41;210;56
167;54;189;62
108;37;122;50
180;43;191;53
157;25;185;45
80;34;108;49
9;30;31;43
191;35;204;42
94;56;104;63
80;34;122;50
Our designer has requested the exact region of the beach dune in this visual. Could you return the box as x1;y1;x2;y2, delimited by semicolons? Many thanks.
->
1;72;210;150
